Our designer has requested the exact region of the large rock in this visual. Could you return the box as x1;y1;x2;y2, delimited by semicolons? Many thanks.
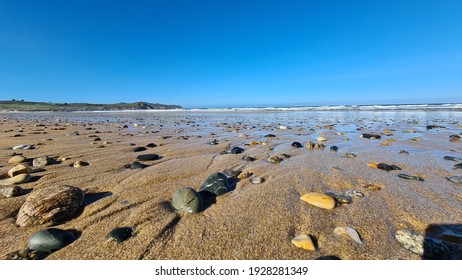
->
8;164;31;178
198;172;230;196
0;174;32;186
16;185;85;227
33;156;50;167
395;229;452;259
28;228;76;253
172;187;202;214
8;155;27;164
0;186;25;198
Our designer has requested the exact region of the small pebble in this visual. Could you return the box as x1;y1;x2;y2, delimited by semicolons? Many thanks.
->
107;227;133;243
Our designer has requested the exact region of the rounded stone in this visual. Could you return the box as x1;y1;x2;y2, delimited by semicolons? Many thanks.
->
0;186;25;198
228;147;244;154
130;161;147;169
8;164;31;178
291;234;316;251
28;228;75;253
132;147;146;152
107;227;133;243
33;157;50;167
300;192;336;209
73;161;89;167
291;142;303;148
146;143;157;148
16;185;85;227
330;146;338;152
198;172;230;196
172;187;203;213
8;155;27;164
0;173;32;186
136;154;160;161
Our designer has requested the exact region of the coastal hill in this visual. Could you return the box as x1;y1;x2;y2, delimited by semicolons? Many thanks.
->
0;100;182;111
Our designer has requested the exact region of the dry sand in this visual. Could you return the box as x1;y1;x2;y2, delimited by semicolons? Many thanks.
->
0;110;461;260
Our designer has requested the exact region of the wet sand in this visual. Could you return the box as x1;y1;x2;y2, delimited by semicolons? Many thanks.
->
0;110;461;260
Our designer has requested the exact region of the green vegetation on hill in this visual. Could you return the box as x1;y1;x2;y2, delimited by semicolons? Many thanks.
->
0;100;182;111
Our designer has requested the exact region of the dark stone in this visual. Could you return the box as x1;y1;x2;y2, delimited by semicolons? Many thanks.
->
291;142;302;148
228;147;244;154
341;153;356;158
222;169;242;178
28;228;76;253
130;161;147;169
453;163;462;170
377;163;401;171
132;147;147;152
426;125;446;130
264;134;276;137
242;156;256;162
446;176;462;184
398;173;425;181
136;154;160;161
330;146;338;152
444;156;462;162
146;143;157;148
172;187;203;213
361;133;381;139
198;172;230;196
107;227;133;243
399;150;410;154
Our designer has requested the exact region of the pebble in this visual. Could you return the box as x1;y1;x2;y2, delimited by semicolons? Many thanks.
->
363;183;381;191
330;146;338;152
341;153;356;158
334;226;362;244
198;172;230;196
267;155;283;163
33;156;50;167
132;147;147;152
0;173;32;186
136;154;160;161
171;187;203;214
237;170;252;179
306;141;325;149
146;143;157;148
360;133;381;139
0;185;25;198
8;155;27;164
73;161;89;167
345;190;364;197
249;177;264;184
395;229;452;259
377;163;401;171
8;164;31;177
264;134;276;138
291;142;303;148
107;227;133;243
16;185;85;227
443;156;462;162
228;147;244;154
12;144;33;150
291;234;316;251
316;136;327;142
325;192;352;206
4;249;45;260
209;139;218;145
222;169;242;178
426;125;446;130
399;150;409;154
398;173;425;181
242;156;256;162
446;176;462;184
453;163;462;169
300;192;336;209
28;228;76;253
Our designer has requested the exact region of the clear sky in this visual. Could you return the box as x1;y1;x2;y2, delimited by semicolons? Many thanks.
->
0;0;461;108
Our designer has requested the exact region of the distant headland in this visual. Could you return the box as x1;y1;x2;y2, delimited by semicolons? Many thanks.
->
0;100;182;111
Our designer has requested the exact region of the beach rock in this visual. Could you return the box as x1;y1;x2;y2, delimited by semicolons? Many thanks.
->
130;161;147;169
398;173;425;181
267;155;282;163
107;227;133;243
132;147;146;152
33;156;50;167
306;141;325;149
360;133;381;139
330;145;338;152
28;228;76;253
8;155;27;164
0;186;25;198
325;192;352;205
446;176;462;184
16;185;85;227
291;234;316;251
146;143;157;148
291;142;303;148
73;161;89;167
443;156;462;162
222;169;242;178
249;177;264;184
264;134;276;138
453;163;462;170
341;153;356;158
237;170;252;179
12;144;33;150
426;125;446;130
316;136;327;142
399;150;410;154
300;192;336;209
377;163;401;171
363;183;381;191
228;147;244;154
198;172;229;196
0;174;32;186
8;164;31;177
345;190;364;197
395;229;452;259
136;154;160;161
209;139;218;145
334;226;363;244
3;249;46;260
171;187;203;213
242;156;256;162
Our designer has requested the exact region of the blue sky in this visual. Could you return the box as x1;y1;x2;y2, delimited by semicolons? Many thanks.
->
0;0;461;108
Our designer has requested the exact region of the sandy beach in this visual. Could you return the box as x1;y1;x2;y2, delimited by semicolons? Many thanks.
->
1;110;461;260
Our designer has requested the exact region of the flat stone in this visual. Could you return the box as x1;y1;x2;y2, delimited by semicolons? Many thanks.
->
132;147;146;152
146;143;157;148
8;164;31;177
130;161;147;169
334;226;362;244
12;144;33;150
0;186;25;198
360;133;381;139
398;173;425;181
300;192;336;209
198;172;229;196
28;228;76;253
136;154;160;161
16;185;85;227
330;146;338;152
33;156;50;167
171;187;202;214
316;136;327;142
291;234;316;251
73;161;89;167
267;155;282;163
8;155;27;164
228;147;244;154
107;227;133;243
395;229;452;259
291;142;303;148
341;153;356;158
249;177;264;184
0;174;32;186
446;176;462;184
